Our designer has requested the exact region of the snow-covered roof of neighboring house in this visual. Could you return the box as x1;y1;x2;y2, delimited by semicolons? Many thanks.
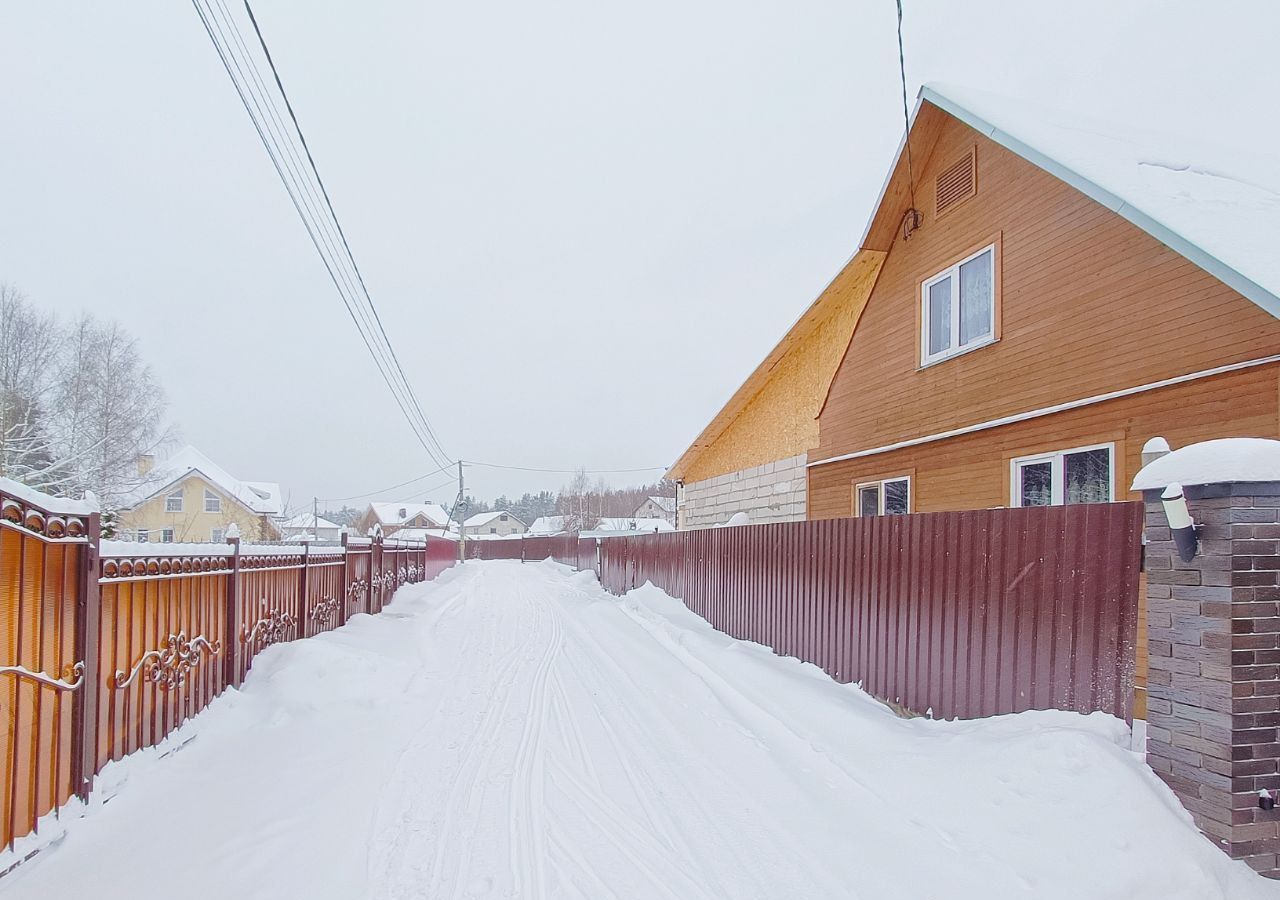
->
279;513;341;531
119;445;282;515
593;517;675;533
388;527;457;542
906;83;1280;319
368;501;451;528
464;510;527;527
528;515;568;535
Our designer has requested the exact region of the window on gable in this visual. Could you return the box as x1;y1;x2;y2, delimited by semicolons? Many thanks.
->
205;490;221;513
500;514;508;521
854;477;911;517
1011;444;1113;507
211;527;226;543
165;490;183;513
921;244;996;366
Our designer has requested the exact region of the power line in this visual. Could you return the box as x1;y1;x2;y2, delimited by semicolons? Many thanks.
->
239;0;451;465
190;0;452;468
894;0;922;239
316;461;456;504
461;460;669;475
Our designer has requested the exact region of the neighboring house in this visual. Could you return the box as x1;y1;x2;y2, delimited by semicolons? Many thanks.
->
665;251;886;529
278;513;344;542
117;445;282;543
462;510;527;537
527;515;569;536
356;501;452;537
632;496;676;524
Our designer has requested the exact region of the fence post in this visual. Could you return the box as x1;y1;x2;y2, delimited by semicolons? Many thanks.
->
224;529;243;689
1135;442;1280;877
71;510;102;801
299;540;311;639
372;533;383;614
340;532;351;621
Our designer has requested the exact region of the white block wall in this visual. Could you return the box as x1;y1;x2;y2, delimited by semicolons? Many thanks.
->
677;454;807;529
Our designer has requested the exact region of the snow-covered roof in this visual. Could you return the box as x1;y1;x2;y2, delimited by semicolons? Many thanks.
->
593;517;675;533
464;510;526;527
279;513;341;531
392;527;457;542
643;496;676;513
528;516;568;535
915;83;1280;319
368;501;451;528
1131;438;1280;490
119;445;282;515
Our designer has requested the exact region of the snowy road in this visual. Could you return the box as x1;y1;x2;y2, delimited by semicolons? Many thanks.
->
2;561;1273;899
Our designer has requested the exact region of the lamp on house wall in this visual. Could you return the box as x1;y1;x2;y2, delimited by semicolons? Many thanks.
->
1161;482;1199;562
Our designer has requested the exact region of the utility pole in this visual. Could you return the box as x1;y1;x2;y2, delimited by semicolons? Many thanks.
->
456;460;466;562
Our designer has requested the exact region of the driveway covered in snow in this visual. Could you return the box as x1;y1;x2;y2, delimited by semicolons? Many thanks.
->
1;561;1271;899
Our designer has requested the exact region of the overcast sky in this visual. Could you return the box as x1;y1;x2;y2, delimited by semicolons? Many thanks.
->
3;1;1277;513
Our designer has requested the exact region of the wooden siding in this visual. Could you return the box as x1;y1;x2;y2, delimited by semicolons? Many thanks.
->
814;107;1280;464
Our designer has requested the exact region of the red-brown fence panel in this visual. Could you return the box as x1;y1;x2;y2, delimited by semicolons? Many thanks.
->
302;546;345;638
598;503;1143;721
422;536;457;581
96;545;231;773
0;487;95;851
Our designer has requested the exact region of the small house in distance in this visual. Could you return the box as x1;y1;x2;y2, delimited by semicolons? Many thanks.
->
463;510;527;537
632;496;676;525
356;501;451;537
278;513;344;542
528;515;569;536
118;445;282;543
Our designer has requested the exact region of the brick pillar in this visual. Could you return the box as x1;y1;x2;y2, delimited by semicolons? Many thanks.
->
1142;480;1280;876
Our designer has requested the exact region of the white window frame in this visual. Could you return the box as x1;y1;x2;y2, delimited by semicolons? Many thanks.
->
204;489;221;513
854;476;912;517
161;528;175;543
1010;442;1115;507
920;242;997;367
136;529;149;543
165;490;183;513
211;527;226;543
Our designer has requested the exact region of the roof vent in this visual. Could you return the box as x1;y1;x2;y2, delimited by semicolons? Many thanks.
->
935;148;976;217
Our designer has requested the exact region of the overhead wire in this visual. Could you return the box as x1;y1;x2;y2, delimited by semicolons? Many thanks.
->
190;0;452;468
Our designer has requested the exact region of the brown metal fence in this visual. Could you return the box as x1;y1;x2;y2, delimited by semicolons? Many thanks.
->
594;504;1144;722
0;481;458;853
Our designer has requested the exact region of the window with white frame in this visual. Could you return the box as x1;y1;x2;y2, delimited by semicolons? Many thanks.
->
211;527;226;543
136;529;149;543
161;528;175;543
854;476;911;517
204;489;221;513
1011;444;1113;507
165;490;183;513
921;244;996;366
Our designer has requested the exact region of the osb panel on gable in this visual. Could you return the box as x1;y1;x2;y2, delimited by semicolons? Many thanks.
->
680;255;882;484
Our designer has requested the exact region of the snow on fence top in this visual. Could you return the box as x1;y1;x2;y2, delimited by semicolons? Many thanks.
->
1131;437;1280;490
0;476;99;516
101;540;234;557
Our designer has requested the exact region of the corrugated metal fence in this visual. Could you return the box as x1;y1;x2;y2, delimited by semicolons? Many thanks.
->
477;504;1143;723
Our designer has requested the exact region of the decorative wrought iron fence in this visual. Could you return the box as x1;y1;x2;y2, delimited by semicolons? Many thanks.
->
0;480;456;854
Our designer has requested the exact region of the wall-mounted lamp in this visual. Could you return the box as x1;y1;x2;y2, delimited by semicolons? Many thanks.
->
1161;482;1198;562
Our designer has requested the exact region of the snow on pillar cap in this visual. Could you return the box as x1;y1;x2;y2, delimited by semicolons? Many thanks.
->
1132;438;1280;491
1141;436;1170;455
225;523;241;540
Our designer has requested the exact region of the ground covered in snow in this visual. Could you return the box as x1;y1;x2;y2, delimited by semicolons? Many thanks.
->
3;561;1275;899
